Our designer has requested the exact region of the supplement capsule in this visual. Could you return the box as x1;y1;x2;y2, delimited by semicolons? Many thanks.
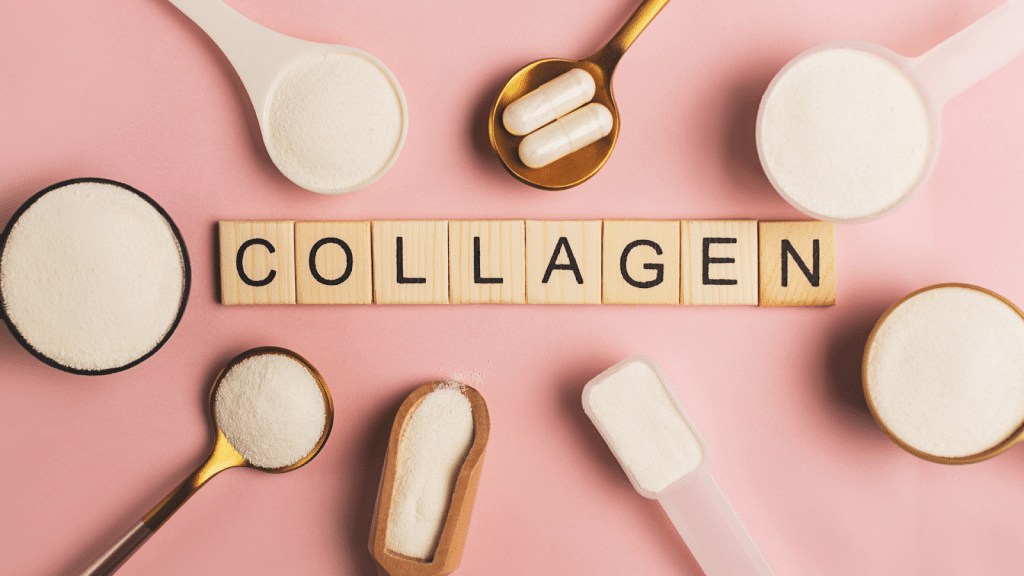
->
518;102;613;169
502;68;596;136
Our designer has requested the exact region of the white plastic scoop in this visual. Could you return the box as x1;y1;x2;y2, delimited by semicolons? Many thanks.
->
582;356;774;576
167;0;408;194
757;0;1024;222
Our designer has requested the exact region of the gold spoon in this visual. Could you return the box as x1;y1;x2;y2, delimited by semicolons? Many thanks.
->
488;0;670;190
78;346;334;576
370;381;490;576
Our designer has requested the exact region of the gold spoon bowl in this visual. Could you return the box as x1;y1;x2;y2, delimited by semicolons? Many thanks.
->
78;346;333;576
489;0;670;190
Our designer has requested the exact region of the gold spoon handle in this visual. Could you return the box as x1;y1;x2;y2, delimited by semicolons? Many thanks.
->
143;435;246;530
77;436;245;576
590;0;671;71
77;522;153;576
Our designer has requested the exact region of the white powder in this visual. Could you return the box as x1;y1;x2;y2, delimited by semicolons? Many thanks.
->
759;48;932;220
585;360;704;496
386;383;474;560
866;286;1024;458
0;180;186;373
214;353;327;469
265;52;405;193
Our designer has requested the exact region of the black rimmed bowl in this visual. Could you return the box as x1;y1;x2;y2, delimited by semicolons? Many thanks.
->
0;178;190;375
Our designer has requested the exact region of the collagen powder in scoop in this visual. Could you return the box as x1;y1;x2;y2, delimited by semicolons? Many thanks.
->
266;52;406;193
386;383;475;560
758;47;932;221
214;352;328;469
0;179;189;374
585;358;703;494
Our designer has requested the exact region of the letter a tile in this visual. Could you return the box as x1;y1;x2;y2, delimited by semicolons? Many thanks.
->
525;221;602;304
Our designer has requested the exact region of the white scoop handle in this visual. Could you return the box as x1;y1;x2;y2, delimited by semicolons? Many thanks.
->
657;469;775;576
167;0;334;119
911;0;1024;106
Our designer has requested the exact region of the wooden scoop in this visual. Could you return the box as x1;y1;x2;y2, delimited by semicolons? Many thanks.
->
370;382;490;576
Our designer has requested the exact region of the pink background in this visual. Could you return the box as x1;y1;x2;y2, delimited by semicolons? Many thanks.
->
2;0;1024;574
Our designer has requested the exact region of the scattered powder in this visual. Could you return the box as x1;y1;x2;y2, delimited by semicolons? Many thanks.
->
214;353;327;469
866;286;1024;458
265;52;405;193
585;360;703;495
0;181;185;372
444;366;486;388
759;48;932;220
386;383;474;560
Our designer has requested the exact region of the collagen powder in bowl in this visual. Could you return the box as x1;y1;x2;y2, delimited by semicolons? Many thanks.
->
0;178;190;374
864;284;1024;462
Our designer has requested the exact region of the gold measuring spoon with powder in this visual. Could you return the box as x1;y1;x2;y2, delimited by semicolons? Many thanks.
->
78;347;333;576
757;0;1024;222
370;381;489;576
167;0;407;194
0;178;189;375
864;284;1024;464
489;0;670;190
583;356;775;576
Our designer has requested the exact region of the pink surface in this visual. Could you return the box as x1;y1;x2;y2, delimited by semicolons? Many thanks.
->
2;0;1023;574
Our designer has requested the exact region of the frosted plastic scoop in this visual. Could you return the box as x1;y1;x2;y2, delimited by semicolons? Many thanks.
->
757;0;1024;222
582;356;774;576
167;0;407;194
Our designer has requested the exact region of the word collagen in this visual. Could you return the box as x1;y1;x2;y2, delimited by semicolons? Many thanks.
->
218;219;836;307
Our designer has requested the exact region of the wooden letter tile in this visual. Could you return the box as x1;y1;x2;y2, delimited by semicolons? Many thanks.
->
449;220;526;304
681;220;758;305
295;221;373;305
525;221;602;304
219;221;296;305
602;220;681;305
372;221;449;305
758;221;836;307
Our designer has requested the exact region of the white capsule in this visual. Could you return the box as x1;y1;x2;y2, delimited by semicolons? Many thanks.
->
502;68;596;136
518;102;614;169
